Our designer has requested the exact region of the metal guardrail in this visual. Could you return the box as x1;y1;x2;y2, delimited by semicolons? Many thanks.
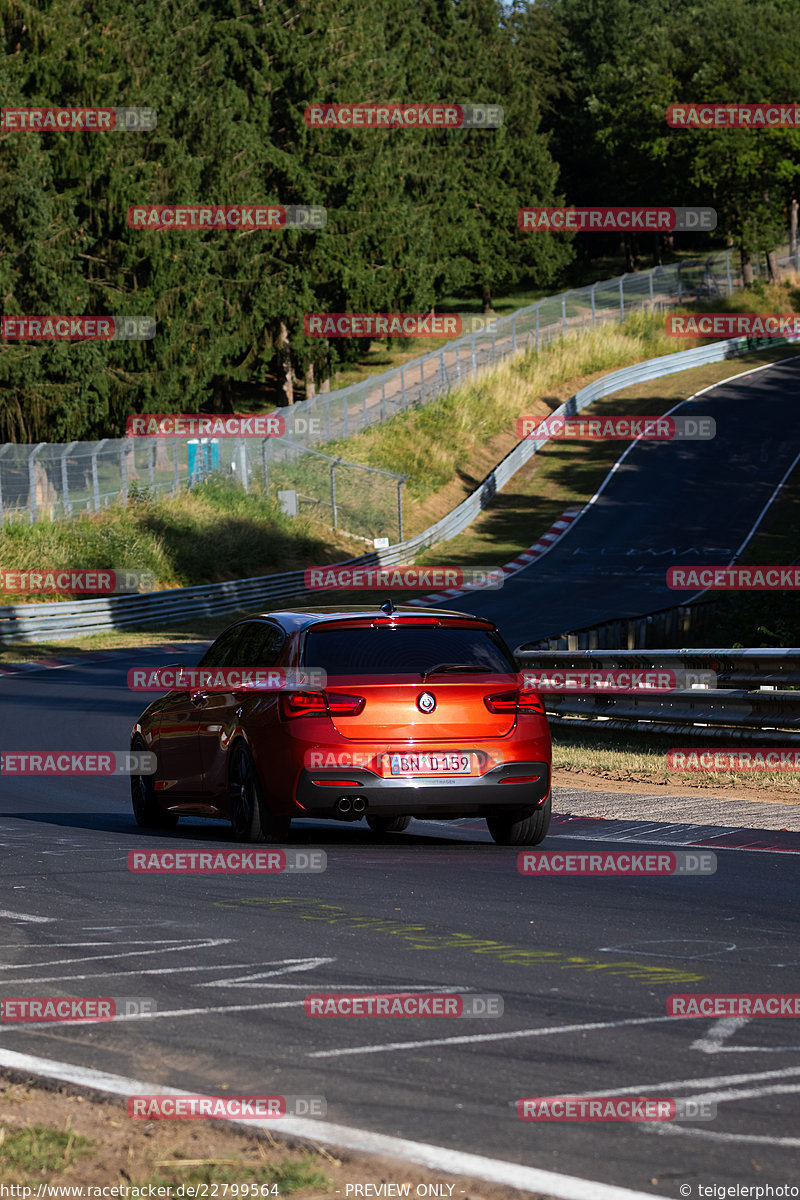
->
0;332;795;645
2;238;796;531
514;649;800;743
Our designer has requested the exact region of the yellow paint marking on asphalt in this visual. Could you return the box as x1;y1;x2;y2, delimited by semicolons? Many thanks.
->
214;897;704;983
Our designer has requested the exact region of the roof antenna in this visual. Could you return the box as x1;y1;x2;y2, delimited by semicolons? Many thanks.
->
380;599;396;615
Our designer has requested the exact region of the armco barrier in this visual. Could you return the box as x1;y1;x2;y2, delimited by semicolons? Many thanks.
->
515;649;800;744
0;334;793;644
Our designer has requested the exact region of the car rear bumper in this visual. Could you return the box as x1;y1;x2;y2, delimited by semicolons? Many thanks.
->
295;761;550;819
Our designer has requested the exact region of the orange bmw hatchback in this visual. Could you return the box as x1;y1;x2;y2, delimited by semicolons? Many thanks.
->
130;603;552;845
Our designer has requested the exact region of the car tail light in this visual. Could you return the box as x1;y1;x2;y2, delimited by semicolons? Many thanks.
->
484;688;546;715
280;691;365;719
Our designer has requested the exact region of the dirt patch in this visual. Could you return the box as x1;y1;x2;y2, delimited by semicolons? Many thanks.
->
0;1074;551;1199
553;766;800;805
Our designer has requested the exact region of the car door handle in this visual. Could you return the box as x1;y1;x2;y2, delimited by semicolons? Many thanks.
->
190;691;209;707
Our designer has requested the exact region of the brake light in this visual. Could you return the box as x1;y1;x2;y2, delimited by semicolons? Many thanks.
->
280;691;365;719
282;691;327;716
484;689;545;715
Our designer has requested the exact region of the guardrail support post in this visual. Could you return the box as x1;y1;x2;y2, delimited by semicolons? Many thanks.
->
401;364;406;408
471;334;477;374
92;439;108;512
619;276;625;322
380;379;386;420
120;443;127;507
535;307;540;350
726;253;733;295
330;459;339;529
397;476;409;542
61;442;78;517
649;271;654;307
261;439;269;495
27;444;47;524
512;313;517;353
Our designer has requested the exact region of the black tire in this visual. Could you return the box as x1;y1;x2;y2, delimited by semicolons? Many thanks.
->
130;737;178;829
486;794;551;846
228;741;291;843
366;815;411;834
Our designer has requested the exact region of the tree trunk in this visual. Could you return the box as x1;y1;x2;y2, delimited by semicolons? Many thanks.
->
278;322;293;406
623;233;634;272
304;360;316;400
766;250;781;283
652;234;663;267
481;284;493;313
791;197;798;268
741;247;754;286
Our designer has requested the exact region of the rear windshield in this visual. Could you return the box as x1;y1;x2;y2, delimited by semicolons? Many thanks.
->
301;624;517;677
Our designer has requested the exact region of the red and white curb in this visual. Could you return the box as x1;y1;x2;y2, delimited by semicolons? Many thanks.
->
0;1047;664;1200
412;508;582;606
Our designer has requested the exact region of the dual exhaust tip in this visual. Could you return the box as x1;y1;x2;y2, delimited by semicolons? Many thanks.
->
336;795;367;817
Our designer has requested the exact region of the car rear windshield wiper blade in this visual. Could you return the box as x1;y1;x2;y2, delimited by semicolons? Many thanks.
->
421;663;493;680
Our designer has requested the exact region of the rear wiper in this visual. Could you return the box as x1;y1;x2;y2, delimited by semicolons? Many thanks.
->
421;663;493;680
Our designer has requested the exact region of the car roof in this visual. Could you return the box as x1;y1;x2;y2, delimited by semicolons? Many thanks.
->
233;605;496;635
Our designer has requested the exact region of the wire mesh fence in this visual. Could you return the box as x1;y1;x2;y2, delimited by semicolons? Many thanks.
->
1;237;795;540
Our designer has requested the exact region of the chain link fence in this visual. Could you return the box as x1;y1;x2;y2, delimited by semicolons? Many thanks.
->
1;238;795;540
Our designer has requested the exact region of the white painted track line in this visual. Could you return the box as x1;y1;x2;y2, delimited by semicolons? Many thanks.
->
0;1047;668;1200
0;909;55;923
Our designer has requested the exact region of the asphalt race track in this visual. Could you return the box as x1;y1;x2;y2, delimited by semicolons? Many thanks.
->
1;648;799;1196
439;355;800;648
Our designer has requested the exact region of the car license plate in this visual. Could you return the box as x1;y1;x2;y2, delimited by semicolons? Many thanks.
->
388;752;472;776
